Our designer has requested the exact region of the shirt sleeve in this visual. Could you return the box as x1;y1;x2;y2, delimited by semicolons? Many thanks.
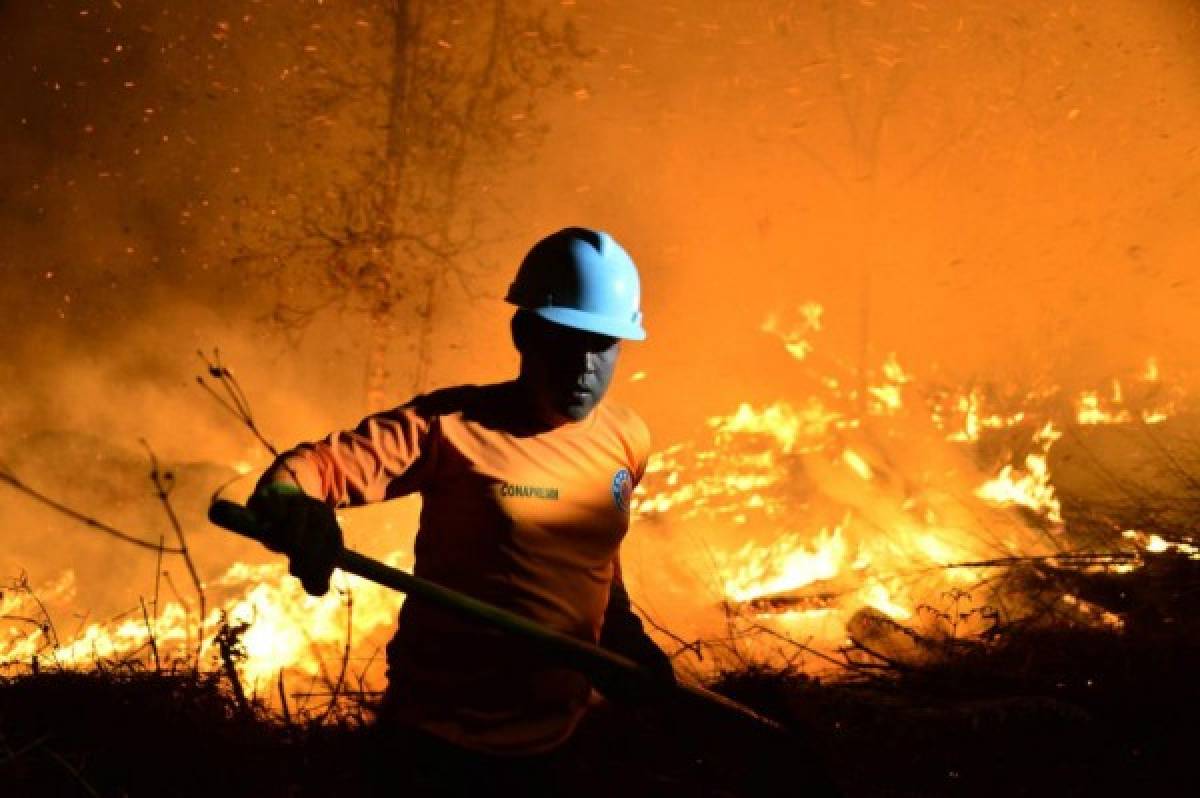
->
263;402;438;508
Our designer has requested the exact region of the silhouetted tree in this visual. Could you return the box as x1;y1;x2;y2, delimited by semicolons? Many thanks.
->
232;0;585;408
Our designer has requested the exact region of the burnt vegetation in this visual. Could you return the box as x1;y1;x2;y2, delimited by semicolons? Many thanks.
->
3;552;1200;796
5;413;1200;797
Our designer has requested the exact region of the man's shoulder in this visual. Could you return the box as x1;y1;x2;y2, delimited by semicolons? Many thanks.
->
399;382;518;427
596;401;651;456
598;400;648;433
403;383;502;417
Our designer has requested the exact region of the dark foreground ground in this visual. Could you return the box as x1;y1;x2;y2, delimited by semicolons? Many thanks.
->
3;554;1200;797
2;640;1196;797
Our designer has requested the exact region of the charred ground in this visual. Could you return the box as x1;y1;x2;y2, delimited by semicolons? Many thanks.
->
3;549;1199;798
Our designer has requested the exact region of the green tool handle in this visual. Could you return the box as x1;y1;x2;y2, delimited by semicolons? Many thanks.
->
207;499;783;734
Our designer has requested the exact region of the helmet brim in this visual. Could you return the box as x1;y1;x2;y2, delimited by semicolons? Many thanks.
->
528;305;647;341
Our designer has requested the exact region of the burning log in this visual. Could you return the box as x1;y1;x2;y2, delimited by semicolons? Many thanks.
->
845;607;953;669
727;590;843;614
722;573;860;615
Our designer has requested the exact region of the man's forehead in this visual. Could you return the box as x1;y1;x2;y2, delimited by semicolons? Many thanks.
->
533;317;618;351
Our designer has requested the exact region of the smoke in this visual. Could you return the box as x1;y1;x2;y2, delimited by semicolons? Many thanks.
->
2;1;1198;673
514;0;1200;437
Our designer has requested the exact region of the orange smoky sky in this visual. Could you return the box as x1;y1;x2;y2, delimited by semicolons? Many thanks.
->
1;0;1198;664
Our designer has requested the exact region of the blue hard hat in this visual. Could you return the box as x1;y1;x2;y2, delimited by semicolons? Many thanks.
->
505;227;646;341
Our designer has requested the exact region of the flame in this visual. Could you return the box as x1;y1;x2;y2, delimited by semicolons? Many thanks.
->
1143;357;1159;383
708;399;843;455
628;304;1183;670
841;449;872;481
719;525;847;603
1077;390;1132;425
974;422;1064;524
2;302;1188;690
760;301;823;361
2;552;406;702
219;563;403;686
867;353;910;414
1123;529;1200;559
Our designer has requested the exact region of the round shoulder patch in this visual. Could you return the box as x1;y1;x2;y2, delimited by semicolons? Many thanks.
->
611;468;633;513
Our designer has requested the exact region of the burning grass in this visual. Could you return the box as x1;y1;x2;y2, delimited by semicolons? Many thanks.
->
5;321;1200;795
3;549;1199;798
714;557;1200;797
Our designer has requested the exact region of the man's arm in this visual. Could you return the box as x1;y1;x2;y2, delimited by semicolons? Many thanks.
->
599;411;670;679
256;402;437;507
598;562;675;684
247;402;436;595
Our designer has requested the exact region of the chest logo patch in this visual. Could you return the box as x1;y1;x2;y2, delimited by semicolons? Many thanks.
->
611;468;634;513
500;483;560;500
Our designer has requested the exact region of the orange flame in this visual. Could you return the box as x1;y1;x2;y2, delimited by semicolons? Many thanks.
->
2;306;1186;689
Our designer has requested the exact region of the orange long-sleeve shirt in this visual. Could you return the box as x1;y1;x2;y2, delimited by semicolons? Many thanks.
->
269;381;650;754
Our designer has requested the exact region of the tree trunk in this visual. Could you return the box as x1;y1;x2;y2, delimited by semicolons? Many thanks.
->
364;0;417;413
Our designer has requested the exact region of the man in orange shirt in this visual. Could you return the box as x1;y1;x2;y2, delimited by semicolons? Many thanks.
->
248;227;671;793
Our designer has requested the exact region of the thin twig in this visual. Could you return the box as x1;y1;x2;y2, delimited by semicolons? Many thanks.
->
7;572;62;657
288;689;385;699
1139;422;1200;494
139;597;161;674
161;571;194;659
749;623;867;673
0;471;183;554
141;440;207;669
277;670;293;726
634;599;706;662
214;614;251;718
940;553;1137;569
0;733;53;766
196;349;281;458
43;747;102;798
0;614;48;629
320;589;355;726
153;533;165;630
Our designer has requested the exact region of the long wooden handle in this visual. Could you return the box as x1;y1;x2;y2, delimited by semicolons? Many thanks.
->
208;498;784;734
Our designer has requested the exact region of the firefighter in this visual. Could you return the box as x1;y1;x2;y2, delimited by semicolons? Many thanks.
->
247;227;671;795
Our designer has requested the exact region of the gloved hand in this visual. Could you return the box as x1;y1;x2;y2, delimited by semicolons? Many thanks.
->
599;578;676;690
246;484;343;597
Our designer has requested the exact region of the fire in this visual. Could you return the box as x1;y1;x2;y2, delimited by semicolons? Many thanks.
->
1143;357;1159;383
760;301;823;362
1074;359;1176;425
217;562;403;686
1;305;1190;691
718;525;848;603
841;449;872;481
1123;529;1200;559
628;304;1186;670
974;422;1064;524
2;551;406;704
1076;390;1132;425
708;399;842;455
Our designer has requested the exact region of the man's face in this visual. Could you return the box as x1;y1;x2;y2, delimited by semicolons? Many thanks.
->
518;315;620;424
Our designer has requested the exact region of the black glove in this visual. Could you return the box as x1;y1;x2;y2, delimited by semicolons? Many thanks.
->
599;578;675;688
246;485;343;597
